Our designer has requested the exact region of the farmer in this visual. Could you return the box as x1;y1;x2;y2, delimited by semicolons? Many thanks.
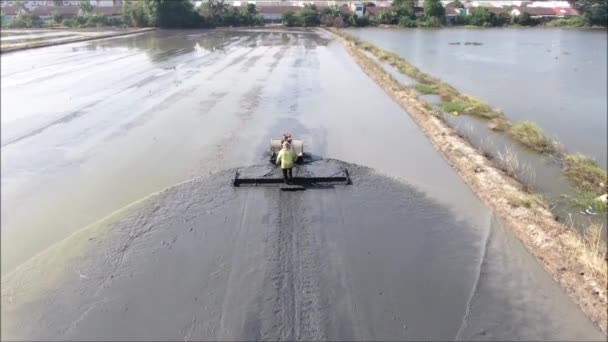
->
276;141;296;183
281;131;292;145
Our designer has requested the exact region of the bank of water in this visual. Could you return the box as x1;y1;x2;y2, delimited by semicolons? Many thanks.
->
346;27;607;233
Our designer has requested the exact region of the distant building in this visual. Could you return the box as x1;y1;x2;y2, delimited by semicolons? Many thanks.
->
441;0;574;9
0;0;118;9
350;2;363;16
0;0;122;20
257;5;297;23
228;1;390;7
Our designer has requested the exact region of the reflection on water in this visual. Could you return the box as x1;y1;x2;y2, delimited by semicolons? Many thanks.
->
72;28;330;64
346;27;608;168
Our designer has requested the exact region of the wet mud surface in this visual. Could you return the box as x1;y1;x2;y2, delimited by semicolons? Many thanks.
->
1;160;604;341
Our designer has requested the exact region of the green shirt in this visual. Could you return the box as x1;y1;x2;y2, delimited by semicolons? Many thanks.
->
276;149;296;169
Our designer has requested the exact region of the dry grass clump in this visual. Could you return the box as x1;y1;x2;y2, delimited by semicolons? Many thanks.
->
505;191;548;209
563;222;607;280
509;121;557;154
488;117;512;131
563;154;608;194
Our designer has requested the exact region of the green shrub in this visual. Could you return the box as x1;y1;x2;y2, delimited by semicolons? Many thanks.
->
6;13;43;28
398;16;416;27
441;101;467;113
282;11;300;26
417;16;441;27
104;16;124;26
466;7;496;27
546;16;588;27
569;191;608;213
350;14;370;27
415;83;437;94
298;7;320;26
61;18;74;27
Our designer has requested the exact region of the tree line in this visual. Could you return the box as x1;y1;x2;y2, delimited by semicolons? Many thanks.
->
1;0;605;29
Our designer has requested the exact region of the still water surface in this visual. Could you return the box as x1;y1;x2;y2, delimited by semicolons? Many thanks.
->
346;27;608;168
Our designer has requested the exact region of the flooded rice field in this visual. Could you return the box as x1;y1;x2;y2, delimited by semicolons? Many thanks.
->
346;27;608;168
0;28;604;340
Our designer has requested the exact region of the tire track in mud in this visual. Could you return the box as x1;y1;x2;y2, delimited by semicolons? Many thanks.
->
455;212;495;341
259;191;327;341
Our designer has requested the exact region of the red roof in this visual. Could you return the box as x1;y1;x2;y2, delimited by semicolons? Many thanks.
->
555;7;580;16
257;5;299;15
30;6;79;16
365;6;390;16
92;6;122;16
485;6;511;15
522;6;558;16
2;4;122;17
1;5;18;15
445;5;459;15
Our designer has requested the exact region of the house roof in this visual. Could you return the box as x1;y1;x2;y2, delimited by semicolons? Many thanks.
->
555;7;580;16
485;6;512;15
365;6;390;16
257;5;299;15
4;5;121;17
30;6;79;16
445;5;459;15
92;5;122;16
521;6;558;16
1;5;18;15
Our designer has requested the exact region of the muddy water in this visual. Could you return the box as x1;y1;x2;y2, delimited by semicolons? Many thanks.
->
1;29;604;340
1;28;485;273
346;27;608;168
1;162;604;340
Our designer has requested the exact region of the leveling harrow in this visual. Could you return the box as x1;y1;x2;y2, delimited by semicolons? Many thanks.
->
232;136;352;189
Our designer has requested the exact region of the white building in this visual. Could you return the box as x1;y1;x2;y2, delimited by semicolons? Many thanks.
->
228;0;390;7
440;0;572;8
527;0;571;7
0;0;117;9
349;2;363;16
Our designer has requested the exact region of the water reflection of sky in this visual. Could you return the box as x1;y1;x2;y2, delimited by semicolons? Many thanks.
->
346;27;608;167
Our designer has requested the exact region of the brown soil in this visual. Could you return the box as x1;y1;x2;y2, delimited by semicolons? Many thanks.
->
328;28;608;334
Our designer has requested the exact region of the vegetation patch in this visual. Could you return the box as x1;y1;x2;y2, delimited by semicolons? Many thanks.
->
506;191;548;209
415;83;438;95
458;95;499;119
545;16;589;27
440;101;467;114
509;121;557;154
563;154;608;194
568;191;608;213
